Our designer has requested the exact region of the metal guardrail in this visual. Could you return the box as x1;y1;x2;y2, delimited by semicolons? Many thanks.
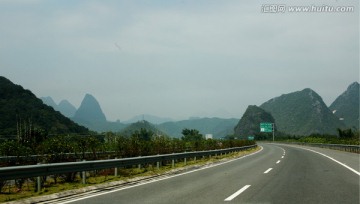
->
0;145;257;180
280;142;360;153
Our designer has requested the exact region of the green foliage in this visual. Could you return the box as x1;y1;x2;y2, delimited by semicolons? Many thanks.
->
181;129;205;151
277;129;360;145
0;141;32;157
337;128;355;139
234;105;276;139
120;120;166;137
181;129;203;142
158;118;238;138
0;76;90;136
260;88;346;136
329;82;359;129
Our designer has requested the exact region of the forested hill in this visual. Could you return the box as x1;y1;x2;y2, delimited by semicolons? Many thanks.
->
0;76;89;135
120;120;167;137
260;88;345;136
234;105;276;139
329;82;359;129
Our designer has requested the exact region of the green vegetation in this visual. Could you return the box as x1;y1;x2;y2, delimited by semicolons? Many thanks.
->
329;82;359;129
0;76;90;136
0;146;259;203
263;128;359;145
119;120;167;137
157;117;238;139
260;88;346;136
234;105;276;139
0;126;254;169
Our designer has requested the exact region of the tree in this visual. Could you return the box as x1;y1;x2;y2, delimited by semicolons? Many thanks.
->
181;129;203;142
181;129;204;151
337;128;355;139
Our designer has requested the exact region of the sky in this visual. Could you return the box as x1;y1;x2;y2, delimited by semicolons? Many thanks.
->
1;0;359;122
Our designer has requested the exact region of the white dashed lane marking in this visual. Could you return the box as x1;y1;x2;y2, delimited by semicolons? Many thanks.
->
224;185;251;201
264;168;273;174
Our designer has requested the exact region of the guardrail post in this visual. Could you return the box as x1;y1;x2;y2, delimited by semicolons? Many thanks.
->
172;158;175;168
156;154;160;170
37;163;41;192
194;156;196;162
82;160;86;184
184;157;187;166
114;157;118;177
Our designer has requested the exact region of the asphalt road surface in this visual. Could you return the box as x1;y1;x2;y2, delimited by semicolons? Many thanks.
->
64;143;360;204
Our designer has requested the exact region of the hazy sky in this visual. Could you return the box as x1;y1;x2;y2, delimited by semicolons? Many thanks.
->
1;0;358;121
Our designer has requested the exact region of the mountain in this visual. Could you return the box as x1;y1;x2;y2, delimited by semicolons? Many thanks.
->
71;94;127;132
260;88;345;136
123;114;174;124
40;97;77;118
234;105;276;139
73;94;107;124
40;96;58;109
0;76;89;135
58;100;77;118
120;120;167;137
157;117;238;138
329;82;359;130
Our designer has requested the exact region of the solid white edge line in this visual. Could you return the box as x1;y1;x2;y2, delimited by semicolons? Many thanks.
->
274;144;360;176
224;185;251;201
61;146;264;203
264;168;273;174
299;147;360;176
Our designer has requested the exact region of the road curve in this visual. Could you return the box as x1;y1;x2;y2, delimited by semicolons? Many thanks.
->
65;143;359;204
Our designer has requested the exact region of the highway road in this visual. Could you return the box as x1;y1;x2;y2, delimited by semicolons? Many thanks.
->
62;143;359;204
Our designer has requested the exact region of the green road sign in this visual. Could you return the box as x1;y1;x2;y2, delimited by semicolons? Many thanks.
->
248;136;255;140
260;123;273;132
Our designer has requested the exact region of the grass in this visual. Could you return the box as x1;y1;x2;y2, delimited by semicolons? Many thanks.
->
0;147;259;203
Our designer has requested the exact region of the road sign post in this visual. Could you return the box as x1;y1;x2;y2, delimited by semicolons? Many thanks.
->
260;123;275;141
272;123;274;142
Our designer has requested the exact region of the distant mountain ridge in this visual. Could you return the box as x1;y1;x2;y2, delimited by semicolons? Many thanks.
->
40;97;76;118
0;76;89;135
38;81;357;136
120;120;167;137
157;117;238;138
123;114;174;124
329;82;359;130
41;96;58;108
260;88;345;136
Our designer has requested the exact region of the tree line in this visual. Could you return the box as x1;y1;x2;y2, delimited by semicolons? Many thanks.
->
0;128;255;167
